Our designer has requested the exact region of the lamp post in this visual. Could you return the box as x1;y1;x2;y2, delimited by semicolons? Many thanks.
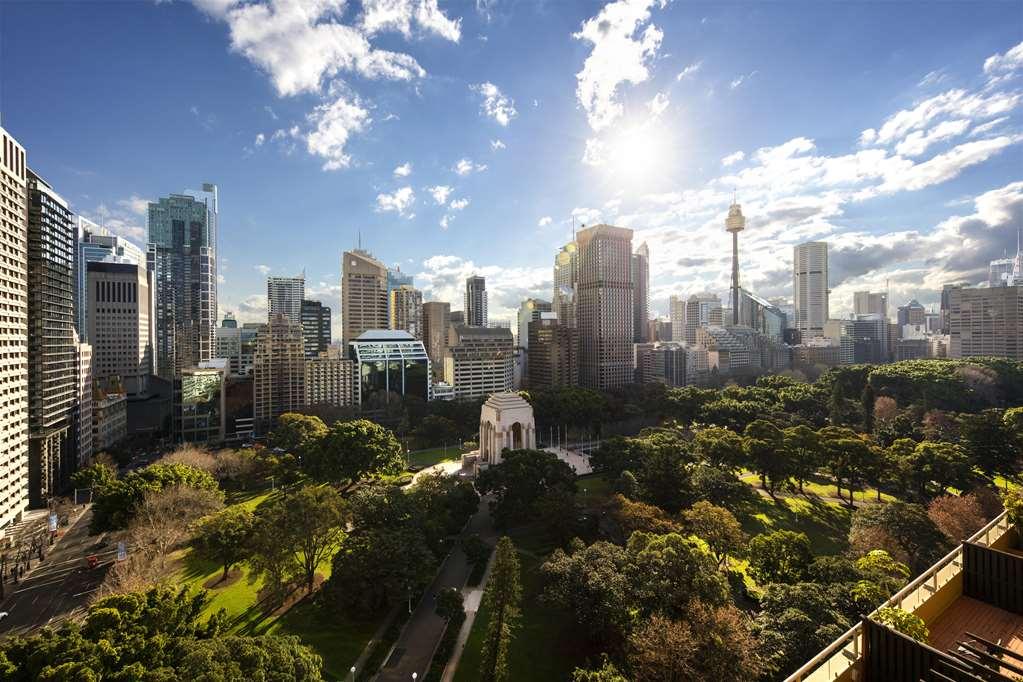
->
349;666;356;681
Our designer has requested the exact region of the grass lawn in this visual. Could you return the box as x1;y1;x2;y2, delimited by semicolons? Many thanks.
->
453;551;595;682
735;494;853;555
408;446;466;469
576;473;613;508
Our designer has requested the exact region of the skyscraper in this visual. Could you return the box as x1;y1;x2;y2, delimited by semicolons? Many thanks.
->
87;260;154;397
75;335;93;467
853;291;888;319
465;275;488;327
445;325;514;398
267;275;305;326
897;299;926;331
301;299;331;357
553;241;578;327
253;313;305;434
948;286;1022;360
669;295;686;343
684;293;723;345
0;127;29;530
147;187;218;379
390;284;424;338
632;243;650;342
341;249;388;344
422;301;451;380
988;256;1014;287
576;224;634;390
27;169;77;506
76;217;145;342
516;298;552;349
725;201;746;326
793;241;829;338
527;317;579;389
386;266;414;320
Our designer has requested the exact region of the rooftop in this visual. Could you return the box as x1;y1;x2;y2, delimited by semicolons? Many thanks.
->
354;329;415;341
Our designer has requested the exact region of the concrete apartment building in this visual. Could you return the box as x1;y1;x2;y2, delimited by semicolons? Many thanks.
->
304;347;354;407
267;275;304;326
464;275;488;327
576;224;634;390
341;249;388;344
684;293;722;345
390;284;423;339
253;313;305;434
793;241;829;338
422;301;451;380
444;325;514;399
949;285;1022;360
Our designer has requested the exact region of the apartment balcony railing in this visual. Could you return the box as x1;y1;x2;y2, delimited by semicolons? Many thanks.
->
784;510;1015;682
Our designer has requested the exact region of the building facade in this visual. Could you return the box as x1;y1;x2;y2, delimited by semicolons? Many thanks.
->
684;293;722;345
651;343;687;387
305;347;355;407
147;188;218;379
737;288;786;342
173;363;226;443
253;313;305;435
444;325;514;398
215;316;261;377
267;275;304;326
853;291;888;319
341;249;388;344
75;337;93;466
422;301;450;380
793;241;829;337
92;392;127;452
76;217;145;342
576;224;634;390
349;330;431;406
632;243;650;342
301;299;331;358
26;169;78;506
389;284;423;339
948;286;1022;360
516;298;552;349
553;241;578;327
527;317;579;389
464;275;488;327
87;260;154;397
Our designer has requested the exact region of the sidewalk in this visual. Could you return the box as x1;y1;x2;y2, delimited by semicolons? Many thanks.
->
439;548;495;682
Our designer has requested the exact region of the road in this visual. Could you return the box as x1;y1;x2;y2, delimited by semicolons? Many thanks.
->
376;497;496;682
0;508;112;636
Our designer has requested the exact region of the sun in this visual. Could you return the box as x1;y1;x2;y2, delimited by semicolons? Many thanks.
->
601;119;672;187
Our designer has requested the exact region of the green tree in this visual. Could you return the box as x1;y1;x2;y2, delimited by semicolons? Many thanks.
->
860;383;876;433
413;414;462;449
681;501;747;566
782;425;820;494
172;635;324;681
848;501;950;573
571;656;629;682
754;581;854;677
959;409;1020;481
91;463;222;532
329;525;436;615
743;420;789;497
435;587;465;621
308;419;404;488
543;540;633;644
626;531;729;618
194;506;255;581
476;449;576;528
873;607;928;642
818;426;875;504
480;537;522;682
692;426;746;472
746;530;813;585
270;413;328;458
633;431;697;513
590;436;648;478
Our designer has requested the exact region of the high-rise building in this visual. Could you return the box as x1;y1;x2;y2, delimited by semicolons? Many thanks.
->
301;299;331;358
267;275;304;326
253;313;305;435
445;325;514;398
940;283;966;334
576;224;634;390
669;295;686;343
527;317;578;389
341;249;388;344
76;217;145;341
684;293;722;345
147;187;218;379
173;362;226;444
897;299;926;330
386;266;414;318
0;127;29;532
349;330;431;405
989;256;1014;287
517;298;552;349
215;315;261;376
853;291;888;319
74;335;93;467
632;243;650;342
464;275;488;327
87;261;154;397
422;301;451;380
553;241;579;327
651;343;687;387
27;169;78;506
948;286;1022;360
304;347;354;407
449;310;465;325
389;284;423;339
849;314;890;364
725;201;746;326
737;288;786;342
92;388;127;451
793;241;829;337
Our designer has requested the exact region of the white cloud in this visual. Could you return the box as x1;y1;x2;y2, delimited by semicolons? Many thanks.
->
449;197;469;210
538;216;553;227
264;105;278;120
867;88;1020;147
571;206;601;224
255;264;272;275
376;186;416;217
360;0;461;42
729;70;757;90
439;214;453;230
490;139;506;151
305;94;371;170
254;132;266;146
454;158;487;175
200;0;426;98
918;69;949;88
983;40;1023;75
874;134;1022;194
393;161;412;177
117;194;151;216
428;185;453;204
573;0;666;131
415;254;551;322
969;116;1009;137
721;150;745;167
470;82;517;126
893;118;970;157
86;203;146;244
676;60;702;81
647;91;669;117
581;138;607;166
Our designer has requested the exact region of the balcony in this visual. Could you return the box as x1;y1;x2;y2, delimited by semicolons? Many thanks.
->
786;511;1020;682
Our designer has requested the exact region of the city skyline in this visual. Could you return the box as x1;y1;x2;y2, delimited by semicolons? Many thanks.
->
2;2;1022;337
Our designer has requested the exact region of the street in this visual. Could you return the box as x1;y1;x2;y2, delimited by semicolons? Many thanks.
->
0;508;112;636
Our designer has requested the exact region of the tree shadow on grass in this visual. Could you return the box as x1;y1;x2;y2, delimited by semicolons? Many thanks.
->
735;495;852;555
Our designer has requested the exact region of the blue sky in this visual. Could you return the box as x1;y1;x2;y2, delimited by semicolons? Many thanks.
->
2;0;1022;334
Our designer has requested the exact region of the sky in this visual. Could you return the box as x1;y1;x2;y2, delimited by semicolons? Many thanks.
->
2;0;1022;338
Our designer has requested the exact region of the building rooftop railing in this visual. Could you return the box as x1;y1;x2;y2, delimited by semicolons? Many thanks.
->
783;510;1013;682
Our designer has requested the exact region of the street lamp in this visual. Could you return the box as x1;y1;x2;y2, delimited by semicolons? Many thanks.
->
349;666;356;681
412;674;418;681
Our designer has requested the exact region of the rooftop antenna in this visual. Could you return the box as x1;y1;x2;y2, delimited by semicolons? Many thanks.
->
357;228;362;251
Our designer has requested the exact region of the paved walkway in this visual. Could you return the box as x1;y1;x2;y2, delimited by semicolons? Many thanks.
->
375;497;496;682
440;551;493;682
